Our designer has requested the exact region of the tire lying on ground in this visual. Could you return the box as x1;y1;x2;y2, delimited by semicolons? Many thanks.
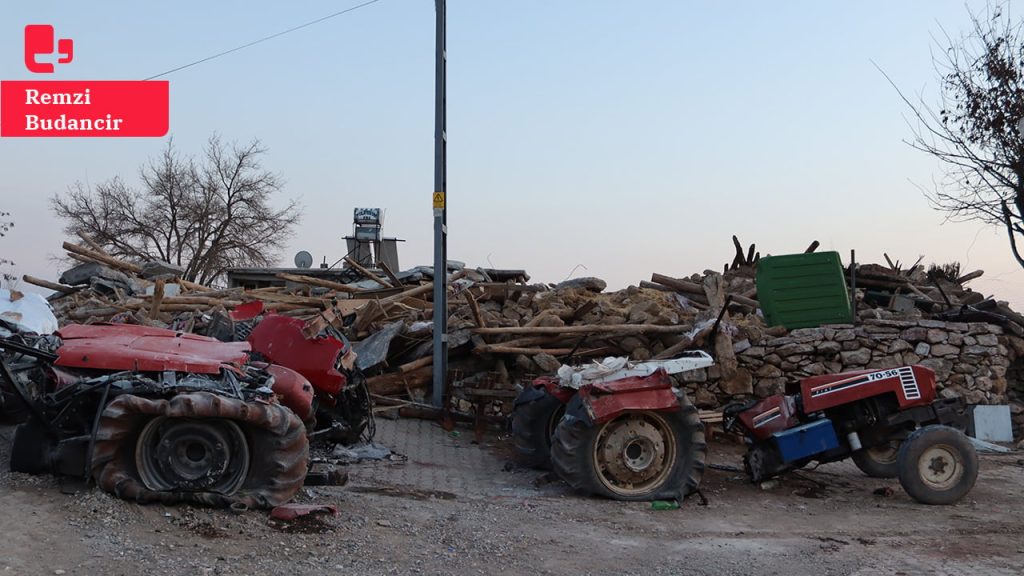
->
851;440;901;479
550;390;706;501
511;384;566;469
91;392;309;509
896;425;978;505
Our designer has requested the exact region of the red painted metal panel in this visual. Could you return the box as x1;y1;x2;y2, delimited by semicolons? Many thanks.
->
55;323;249;373
800;365;936;414
590;370;673;394
536;376;576;404
229;300;264;322
247;314;349;396
582;387;680;424
738;395;800;441
262;363;315;423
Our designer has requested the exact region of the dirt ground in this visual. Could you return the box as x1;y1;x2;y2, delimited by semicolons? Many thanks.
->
0;417;1022;576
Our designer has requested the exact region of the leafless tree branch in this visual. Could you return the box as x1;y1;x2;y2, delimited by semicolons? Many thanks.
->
883;2;1024;269
50;136;302;285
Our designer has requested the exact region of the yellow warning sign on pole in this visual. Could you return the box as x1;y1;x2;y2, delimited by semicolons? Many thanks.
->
432;192;445;209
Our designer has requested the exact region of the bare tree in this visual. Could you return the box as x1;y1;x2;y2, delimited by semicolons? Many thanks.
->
52;136;301;285
890;2;1024;268
0;211;13;286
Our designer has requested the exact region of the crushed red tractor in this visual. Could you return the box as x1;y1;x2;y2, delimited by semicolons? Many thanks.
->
513;352;714;501
514;356;978;505
0;316;372;509
724;365;977;505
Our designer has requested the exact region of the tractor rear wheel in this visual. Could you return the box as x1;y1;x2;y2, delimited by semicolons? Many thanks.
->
92;392;309;509
550;392;705;501
511;385;565;468
896;425;978;505
852;440;901;478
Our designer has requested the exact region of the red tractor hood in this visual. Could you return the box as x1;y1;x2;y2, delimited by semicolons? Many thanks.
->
55;324;251;373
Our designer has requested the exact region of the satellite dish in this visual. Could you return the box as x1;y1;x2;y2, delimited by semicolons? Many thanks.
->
294;250;314;269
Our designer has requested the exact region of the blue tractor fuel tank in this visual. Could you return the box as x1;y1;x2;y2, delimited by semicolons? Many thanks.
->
772;418;839;463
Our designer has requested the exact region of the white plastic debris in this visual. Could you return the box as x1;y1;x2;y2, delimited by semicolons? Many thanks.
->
968;436;1012;454
557;350;715;389
331;442;393;463
0;288;59;335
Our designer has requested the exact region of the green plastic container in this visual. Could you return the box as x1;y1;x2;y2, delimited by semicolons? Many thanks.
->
756;251;853;329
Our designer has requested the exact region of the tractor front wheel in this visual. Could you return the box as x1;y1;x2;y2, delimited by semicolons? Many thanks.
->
852;440;901;478
550;393;705;501
896;425;978;505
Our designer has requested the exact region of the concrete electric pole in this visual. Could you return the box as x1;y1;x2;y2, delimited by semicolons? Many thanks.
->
431;0;447;407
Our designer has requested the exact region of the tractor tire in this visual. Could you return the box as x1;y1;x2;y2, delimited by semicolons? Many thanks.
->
511;385;566;469
91;392;309;509
896;425;978;505
550;390;706;501
852;441;901;478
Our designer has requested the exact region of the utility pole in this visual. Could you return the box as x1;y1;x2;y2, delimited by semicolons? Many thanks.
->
431;0;447;408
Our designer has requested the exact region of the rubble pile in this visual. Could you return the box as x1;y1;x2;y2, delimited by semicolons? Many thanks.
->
23;238;1024;438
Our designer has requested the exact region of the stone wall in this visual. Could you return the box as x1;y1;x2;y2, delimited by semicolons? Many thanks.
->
676;318;1023;437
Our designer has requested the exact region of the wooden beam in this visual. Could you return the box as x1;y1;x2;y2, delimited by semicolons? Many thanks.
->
22;275;78;294
242;291;326;306
398;355;433;374
379;261;403;287
651;273;758;308
474;323;693;336
474;336;569;352
652;322;715;360
464;289;486;328
366;365;433;396
148;279;165;320
77;233;110;256
276;272;363;293
343;256;392;288
650;273;706;298
62;241;142;274
956;270;984;284
177;279;212;292
476;346;577;355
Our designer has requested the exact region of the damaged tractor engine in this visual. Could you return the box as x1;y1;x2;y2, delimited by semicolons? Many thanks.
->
0;319;372;509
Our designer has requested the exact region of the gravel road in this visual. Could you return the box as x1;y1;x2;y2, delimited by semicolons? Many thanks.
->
0;418;1022;576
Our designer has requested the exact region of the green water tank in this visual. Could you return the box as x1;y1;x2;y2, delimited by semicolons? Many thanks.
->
756;251;853;329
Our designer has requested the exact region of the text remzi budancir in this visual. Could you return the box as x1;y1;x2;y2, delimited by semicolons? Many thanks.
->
23;88;124;131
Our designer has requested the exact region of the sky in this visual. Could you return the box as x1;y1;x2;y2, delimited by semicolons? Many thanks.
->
1;0;1022;308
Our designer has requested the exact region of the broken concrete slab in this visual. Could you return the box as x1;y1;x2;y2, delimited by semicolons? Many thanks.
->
59;262;132;287
555;277;607;292
140;260;186;279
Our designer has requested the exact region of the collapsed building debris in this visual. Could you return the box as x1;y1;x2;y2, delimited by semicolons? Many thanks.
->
15;236;1024;444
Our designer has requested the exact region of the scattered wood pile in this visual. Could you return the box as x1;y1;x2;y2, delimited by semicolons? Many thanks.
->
23;237;1024;426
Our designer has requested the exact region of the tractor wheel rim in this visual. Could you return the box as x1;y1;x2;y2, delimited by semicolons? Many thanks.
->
136;417;250;494
594;412;676;496
917;443;963;490
867;442;900;465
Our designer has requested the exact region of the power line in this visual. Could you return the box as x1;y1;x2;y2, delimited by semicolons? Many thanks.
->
144;0;383;80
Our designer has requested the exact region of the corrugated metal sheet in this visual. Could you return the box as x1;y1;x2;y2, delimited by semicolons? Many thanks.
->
756;251;853;329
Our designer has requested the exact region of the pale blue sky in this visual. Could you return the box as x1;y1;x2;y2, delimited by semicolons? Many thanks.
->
1;1;1021;306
